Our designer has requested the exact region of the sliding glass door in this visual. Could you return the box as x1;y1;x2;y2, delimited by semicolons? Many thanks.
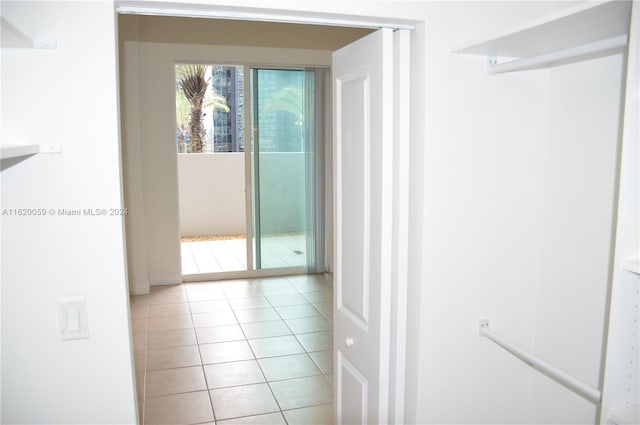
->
177;63;327;277
250;68;327;273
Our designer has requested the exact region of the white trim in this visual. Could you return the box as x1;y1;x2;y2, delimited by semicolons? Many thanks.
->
243;64;254;273
115;1;416;30
391;28;411;425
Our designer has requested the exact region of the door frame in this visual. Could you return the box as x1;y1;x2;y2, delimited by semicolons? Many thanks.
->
115;2;424;422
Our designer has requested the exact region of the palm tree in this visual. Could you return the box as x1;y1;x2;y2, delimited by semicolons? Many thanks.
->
177;65;230;153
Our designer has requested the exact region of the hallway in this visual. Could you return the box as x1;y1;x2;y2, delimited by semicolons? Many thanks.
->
130;274;334;424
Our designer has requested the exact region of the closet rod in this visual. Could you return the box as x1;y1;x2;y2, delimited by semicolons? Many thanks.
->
488;34;628;74
479;319;601;404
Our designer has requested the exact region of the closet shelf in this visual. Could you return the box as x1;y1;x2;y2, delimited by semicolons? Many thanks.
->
1;144;40;160
608;405;639;425
451;0;631;74
1;16;56;49
621;257;640;276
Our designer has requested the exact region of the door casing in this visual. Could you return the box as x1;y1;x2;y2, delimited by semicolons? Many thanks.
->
115;2;423;422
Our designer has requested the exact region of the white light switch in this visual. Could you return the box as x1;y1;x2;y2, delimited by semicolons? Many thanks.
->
59;297;89;341
67;306;80;332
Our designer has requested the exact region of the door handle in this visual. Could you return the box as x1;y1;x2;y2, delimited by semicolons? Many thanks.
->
345;337;354;347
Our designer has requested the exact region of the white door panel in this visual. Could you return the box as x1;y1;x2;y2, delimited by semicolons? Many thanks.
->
333;28;395;425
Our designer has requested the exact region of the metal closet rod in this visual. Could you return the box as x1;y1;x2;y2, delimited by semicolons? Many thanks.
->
479;319;601;404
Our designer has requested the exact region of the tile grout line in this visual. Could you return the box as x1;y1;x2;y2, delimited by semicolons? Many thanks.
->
186;286;218;425
137;275;334;424
229;280;290;424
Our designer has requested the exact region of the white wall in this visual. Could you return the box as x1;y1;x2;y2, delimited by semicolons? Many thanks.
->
0;1;621;423
417;2;549;422
118;1;625;424
0;1;137;423
119;14;150;298
527;53;624;423
600;3;640;421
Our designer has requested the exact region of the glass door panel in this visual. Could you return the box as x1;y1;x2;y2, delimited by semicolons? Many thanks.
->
252;68;312;270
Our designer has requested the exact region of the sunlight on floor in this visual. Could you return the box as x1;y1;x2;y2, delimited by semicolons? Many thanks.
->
181;235;308;274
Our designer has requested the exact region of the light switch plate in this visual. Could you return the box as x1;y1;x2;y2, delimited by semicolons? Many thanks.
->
58;297;89;341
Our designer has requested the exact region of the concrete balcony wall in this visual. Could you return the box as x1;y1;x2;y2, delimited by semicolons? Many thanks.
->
178;152;245;237
177;152;306;237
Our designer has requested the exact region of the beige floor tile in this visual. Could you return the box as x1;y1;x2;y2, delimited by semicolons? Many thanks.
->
248;335;305;358
312;302;332;319
199;340;254;364
136;372;145;397
223;286;263;299
190;299;232;314
301;291;332;304
196;324;245;344
150;285;185;295
148;288;188;305
308;350;333;375
257;281;298;296
274;304;321;320
284;316;332;334
132;332;147;351
228;296;271;310
148;303;190;317
148;314;193;332
204;359;265;389
234;307;280;324
209;383;279;420
241;320;291;339
325;373;334;386
186;287;226;302
217;412;286;425
134;348;146;372
294;331;332;353
130;302;148;319
193;311;238;328
146;345;201;370
131;318;148;333
269;376;333;410
283;404;334;425
136;275;335;425
130;294;149;308
220;280;254;290
258;354;321;382
145;366;207;397
264;293;309;307
145;391;213;424
137;397;144;424
147;328;197;349
289;280;332;294
184;281;224;291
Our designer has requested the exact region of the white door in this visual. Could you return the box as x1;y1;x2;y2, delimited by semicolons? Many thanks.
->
333;28;406;424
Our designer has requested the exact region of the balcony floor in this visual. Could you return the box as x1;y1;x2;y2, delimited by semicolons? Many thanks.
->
181;234;307;274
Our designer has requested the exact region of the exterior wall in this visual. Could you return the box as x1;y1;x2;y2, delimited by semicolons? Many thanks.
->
177;152;307;237
178;153;246;237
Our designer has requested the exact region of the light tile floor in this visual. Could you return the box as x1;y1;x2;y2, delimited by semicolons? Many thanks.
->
181;235;307;274
130;274;334;425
